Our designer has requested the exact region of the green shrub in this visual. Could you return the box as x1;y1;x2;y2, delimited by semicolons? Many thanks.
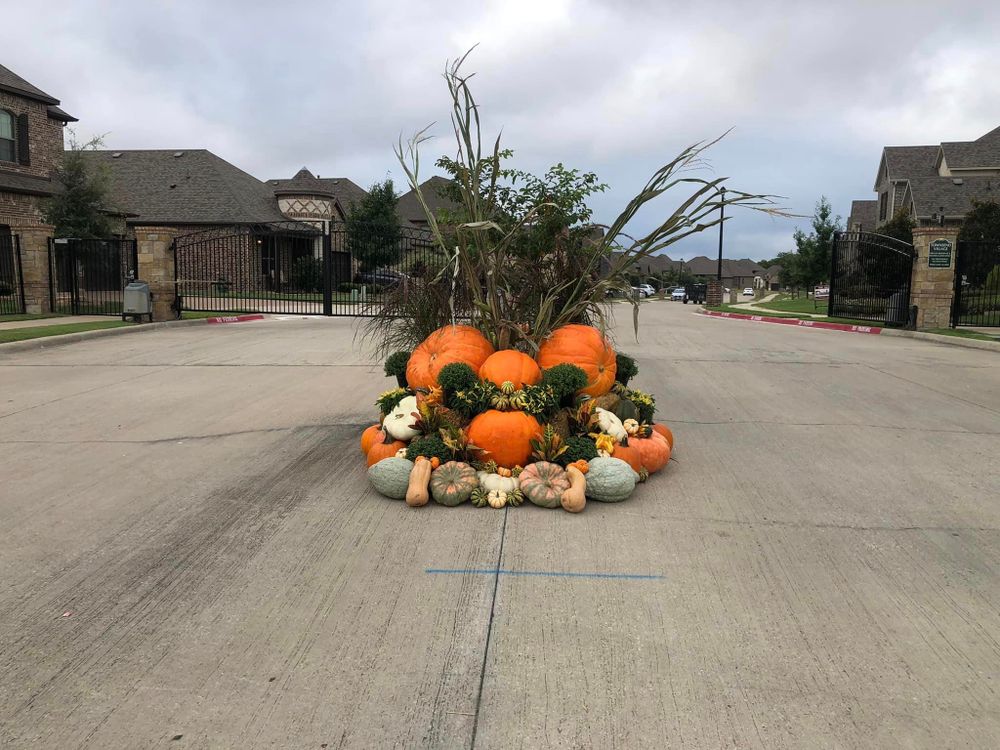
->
557;436;598;466
384;351;411;378
437;362;479;392
540;363;588;401
290;256;323;292
405;434;451;462
615;353;638;387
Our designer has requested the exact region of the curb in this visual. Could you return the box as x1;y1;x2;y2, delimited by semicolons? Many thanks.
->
880;328;1000;353
700;309;882;334
0;315;261;355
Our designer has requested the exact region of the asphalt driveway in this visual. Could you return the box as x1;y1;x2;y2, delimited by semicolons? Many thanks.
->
1;306;998;748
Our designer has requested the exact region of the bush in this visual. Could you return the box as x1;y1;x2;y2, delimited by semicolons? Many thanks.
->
290;256;323;293
540;363;588;401
557;436;598;466
212;278;231;294
405;434;451;462
437;362;479;392
615;353;638;387
384;351;411;379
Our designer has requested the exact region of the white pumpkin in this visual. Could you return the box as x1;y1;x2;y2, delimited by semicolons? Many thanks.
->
594;407;627;442
383;395;420;441
477;471;519;494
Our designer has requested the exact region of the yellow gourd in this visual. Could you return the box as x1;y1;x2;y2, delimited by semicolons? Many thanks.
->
561;465;587;513
406;457;432;507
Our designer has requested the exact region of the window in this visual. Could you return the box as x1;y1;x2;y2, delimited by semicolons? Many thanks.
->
878;191;888;221
0;111;15;162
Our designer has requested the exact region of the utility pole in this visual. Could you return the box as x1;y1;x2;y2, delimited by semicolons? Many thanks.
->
716;187;726;281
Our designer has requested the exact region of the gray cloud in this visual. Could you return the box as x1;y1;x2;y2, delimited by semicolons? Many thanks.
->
6;0;999;259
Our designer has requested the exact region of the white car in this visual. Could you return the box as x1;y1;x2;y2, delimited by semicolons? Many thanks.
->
671;287;686;301
630;286;648;298
636;284;656;297
742;287;755;296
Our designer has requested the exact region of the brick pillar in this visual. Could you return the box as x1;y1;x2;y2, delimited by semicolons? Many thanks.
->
706;279;723;306
135;226;179;321
910;226;959;330
13;222;54;314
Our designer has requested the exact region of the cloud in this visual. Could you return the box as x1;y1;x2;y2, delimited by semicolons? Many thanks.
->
4;0;998;259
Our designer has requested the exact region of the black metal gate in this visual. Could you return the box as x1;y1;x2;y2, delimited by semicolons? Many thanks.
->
0;232;25;315
829;231;914;326
953;240;1000;327
48;238;139;316
173;221;443;316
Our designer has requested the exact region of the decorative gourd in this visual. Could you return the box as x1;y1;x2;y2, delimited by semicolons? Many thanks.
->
611;441;644;473
430;461;478;506
479;350;542;390
406;325;495;391
611;398;639;422
367;437;407;466
536;324;617;397
467;410;542;468
622;418;640;436
632;432;671;473
651;423;674;449
368;457;414;499
561;465;587;513
585;456;638;503
360;424;384;455
487;490;508;508
383;395;420;441
593;407;627;442
406;457;433;507
519;461;571;509
477;471;519;495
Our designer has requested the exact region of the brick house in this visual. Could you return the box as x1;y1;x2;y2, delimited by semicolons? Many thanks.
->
0;63;76;312
848;126;1000;231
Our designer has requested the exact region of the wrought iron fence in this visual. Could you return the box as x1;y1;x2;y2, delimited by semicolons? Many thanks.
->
173;221;445;317
828;231;913;326
953;240;1000;327
48;238;139;316
0;232;25;315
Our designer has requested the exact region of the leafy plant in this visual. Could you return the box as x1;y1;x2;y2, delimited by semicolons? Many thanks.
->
405;434;451;462
530;424;568;463
449;380;498;418
624;388;656;424
290;255;323;292
437;361;479;393
383;351;411;379
375;388;408;416
346;179;402;271
614;353;638;387
558;436;599;466
540;363;588;402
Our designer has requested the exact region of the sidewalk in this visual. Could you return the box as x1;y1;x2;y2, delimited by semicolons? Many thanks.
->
0;315;112;331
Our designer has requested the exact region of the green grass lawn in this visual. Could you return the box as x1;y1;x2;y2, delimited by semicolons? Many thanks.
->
0;313;65;323
0;320;132;344
705;304;882;328
924;328;1000;342
754;295;828;315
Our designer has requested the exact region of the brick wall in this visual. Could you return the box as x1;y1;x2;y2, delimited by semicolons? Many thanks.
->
0;190;46;227
0;90;65;182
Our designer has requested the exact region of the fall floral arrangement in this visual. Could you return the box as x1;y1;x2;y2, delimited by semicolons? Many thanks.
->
363;323;673;513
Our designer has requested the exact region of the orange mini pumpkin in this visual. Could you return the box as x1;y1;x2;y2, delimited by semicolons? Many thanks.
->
360;424;385;455
611;442;644;473
366;437;407;467
466;410;543;469
536;324;616;397
479;350;542;389
651;423;674;449
407;325;495;391
631;432;671;473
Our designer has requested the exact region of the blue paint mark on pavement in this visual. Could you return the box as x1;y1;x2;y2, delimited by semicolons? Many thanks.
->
426;568;663;581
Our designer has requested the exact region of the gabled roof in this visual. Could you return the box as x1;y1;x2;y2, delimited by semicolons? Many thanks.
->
875;145;939;189
396;176;458;224
905;176;998;219
0;63;59;104
939;126;1000;170
80;149;288;225
848;199;878;230
684;256;759;278
267;167;367;211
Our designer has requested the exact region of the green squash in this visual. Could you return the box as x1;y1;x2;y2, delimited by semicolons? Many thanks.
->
518;461;571;509
611;398;638;422
585;456;638;503
430;461;478;506
368;457;414;500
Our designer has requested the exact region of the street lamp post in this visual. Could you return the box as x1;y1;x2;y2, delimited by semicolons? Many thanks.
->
716;187;726;281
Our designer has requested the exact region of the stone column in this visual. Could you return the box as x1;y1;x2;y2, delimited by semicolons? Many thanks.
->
706;279;723;306
135;226;179;321
910;226;959;330
13;222;54;315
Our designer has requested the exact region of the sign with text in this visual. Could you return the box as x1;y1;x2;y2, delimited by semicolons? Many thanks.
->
928;239;953;268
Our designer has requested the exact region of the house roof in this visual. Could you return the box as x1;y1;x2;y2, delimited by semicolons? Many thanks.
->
848;199;878;230
684;256;760;278
939;126;1000;170
616;252;682;274
396;176;458;224
80;149;289;225
267;167;367;211
875;145;939;189
0;168;55;196
46;105;78;123
0;63;59;104
904;175;998;219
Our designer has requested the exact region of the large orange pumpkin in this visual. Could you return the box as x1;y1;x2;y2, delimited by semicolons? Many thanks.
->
407;325;495;391
479;350;542;389
651;423;674;449
631;433;671;473
611;442;644;473
467;410;542;469
536;324;616;397
360;424;385;455
367;438;407;467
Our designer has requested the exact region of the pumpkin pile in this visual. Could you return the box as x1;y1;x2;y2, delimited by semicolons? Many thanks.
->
363;323;673;513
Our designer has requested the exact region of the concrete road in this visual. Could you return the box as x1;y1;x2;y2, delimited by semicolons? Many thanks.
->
1;306;998;749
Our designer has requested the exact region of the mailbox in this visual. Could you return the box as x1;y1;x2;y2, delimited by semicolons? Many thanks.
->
123;281;153;322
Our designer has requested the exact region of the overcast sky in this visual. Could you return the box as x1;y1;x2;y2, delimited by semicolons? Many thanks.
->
7;1;1000;260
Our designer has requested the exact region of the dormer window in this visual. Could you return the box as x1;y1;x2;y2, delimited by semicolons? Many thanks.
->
0;110;15;163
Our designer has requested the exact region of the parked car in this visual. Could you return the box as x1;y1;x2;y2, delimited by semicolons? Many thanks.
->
636;284;656;297
742;287;755;296
357;269;409;287
630;286;649;298
671;287;687;301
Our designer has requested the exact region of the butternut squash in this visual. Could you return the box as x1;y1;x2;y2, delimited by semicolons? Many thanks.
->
406;456;432;507
561;465;587;513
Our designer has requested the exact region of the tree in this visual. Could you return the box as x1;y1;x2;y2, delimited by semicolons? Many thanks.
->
878;209;915;244
44;133;115;238
346;179;402;271
791;197;841;289
959;199;1000;242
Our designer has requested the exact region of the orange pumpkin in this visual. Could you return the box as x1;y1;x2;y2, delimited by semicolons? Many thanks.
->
651;423;674;448
406;325;495;391
611;442;644;473
536;324;616;397
631;433;671;473
479;350;542;389
466;410;542;469
360;424;384;455
366;438;407;467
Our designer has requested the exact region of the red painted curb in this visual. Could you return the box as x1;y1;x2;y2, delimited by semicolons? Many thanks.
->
205;314;266;325
702;309;882;334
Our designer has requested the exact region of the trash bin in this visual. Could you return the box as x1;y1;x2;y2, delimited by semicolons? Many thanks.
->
123;281;153;322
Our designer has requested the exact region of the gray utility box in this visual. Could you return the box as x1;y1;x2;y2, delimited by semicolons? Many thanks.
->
123;281;153;322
